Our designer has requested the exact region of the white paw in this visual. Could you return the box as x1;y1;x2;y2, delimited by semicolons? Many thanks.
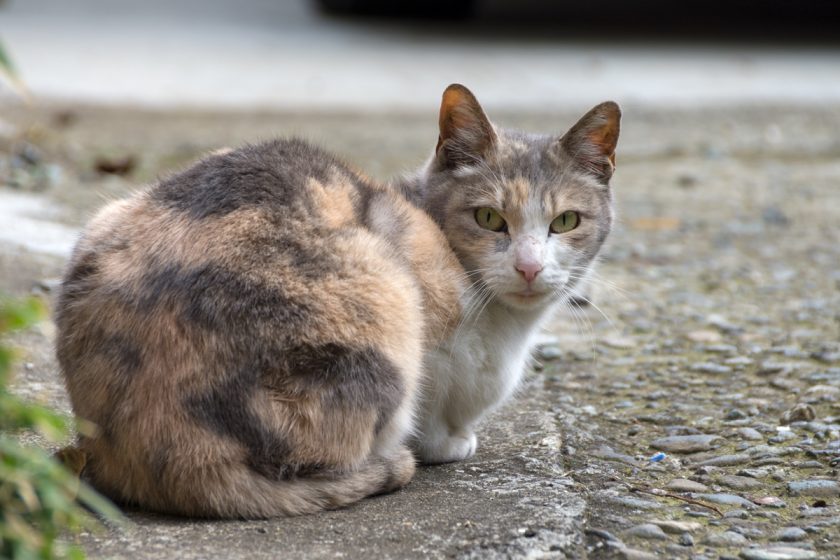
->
418;431;477;464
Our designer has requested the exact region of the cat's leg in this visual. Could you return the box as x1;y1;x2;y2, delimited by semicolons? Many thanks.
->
415;337;534;464
414;411;477;464
412;348;482;464
413;363;482;464
371;360;421;459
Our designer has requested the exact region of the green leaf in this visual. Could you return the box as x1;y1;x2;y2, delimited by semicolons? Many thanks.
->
31;410;69;442
0;39;30;101
0;40;18;78
0;295;127;559
0;297;46;332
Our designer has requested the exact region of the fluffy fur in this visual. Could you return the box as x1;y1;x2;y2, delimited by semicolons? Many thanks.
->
55;84;620;517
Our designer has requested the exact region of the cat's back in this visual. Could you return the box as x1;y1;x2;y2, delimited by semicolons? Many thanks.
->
152;138;370;225
57;138;428;380
58;138;402;352
64;138;395;300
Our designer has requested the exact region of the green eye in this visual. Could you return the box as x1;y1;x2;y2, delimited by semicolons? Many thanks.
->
550;211;580;234
475;207;507;232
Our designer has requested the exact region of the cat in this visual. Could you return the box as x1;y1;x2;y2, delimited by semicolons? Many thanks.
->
55;84;619;518
399;86;619;464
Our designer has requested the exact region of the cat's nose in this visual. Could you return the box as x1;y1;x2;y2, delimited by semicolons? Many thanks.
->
514;235;544;283
515;261;543;283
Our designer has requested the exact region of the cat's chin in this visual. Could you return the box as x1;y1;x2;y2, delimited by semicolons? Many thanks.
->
499;290;552;310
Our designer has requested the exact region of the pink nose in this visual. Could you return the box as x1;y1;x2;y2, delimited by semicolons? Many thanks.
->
515;261;543;283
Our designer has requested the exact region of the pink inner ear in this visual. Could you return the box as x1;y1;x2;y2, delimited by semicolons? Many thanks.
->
560;101;620;180
586;110;620;159
437;85;496;163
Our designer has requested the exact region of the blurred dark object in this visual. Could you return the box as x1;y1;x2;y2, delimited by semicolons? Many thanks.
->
94;154;136;176
317;0;840;36
52;110;79;129
317;0;475;19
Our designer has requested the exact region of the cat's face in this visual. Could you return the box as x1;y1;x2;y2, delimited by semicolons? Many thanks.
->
422;85;620;311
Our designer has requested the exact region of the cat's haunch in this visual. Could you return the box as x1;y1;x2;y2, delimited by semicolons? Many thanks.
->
56;85;619;517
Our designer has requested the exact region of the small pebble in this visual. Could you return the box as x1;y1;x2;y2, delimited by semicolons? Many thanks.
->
739;427;764;441
702;530;748;547
739;546;818;559
754;496;786;508
650;520;702;534
690;362;733;374
678;532;694;546
770;377;799;391
623;523;668;540
585;528;621;543
601;336;637;349
811;350;840;364
692;493;757;509
797;506;835;517
732;526;766;539
719;475;763;491
746;444;799;458
774;527;807;542
686;329;722;343
703;344;738;354
536;344;562;360
684;510;712;518
666;478;710;493
724;509;750;519
617;546;658;560
726;356;754;367
758;362;792;375
696;453;752;467
762;205;790;226
769;430;798;443
725;408;749;421
787;480;840;498
650;434;722;453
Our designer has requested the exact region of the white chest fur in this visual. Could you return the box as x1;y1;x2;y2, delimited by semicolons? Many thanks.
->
413;299;553;463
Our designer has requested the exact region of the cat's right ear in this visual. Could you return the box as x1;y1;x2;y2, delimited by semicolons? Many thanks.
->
559;101;621;182
435;84;497;168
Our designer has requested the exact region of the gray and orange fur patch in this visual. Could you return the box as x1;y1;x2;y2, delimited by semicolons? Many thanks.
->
56;139;462;518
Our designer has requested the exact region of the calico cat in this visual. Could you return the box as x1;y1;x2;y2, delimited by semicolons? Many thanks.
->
56;84;619;518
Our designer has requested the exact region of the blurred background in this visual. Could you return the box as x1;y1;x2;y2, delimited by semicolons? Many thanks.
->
3;0;840;111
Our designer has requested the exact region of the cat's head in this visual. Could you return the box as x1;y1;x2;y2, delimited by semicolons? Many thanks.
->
421;84;620;312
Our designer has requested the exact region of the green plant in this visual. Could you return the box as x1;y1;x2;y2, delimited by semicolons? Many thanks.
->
0;38;28;98
1;296;123;560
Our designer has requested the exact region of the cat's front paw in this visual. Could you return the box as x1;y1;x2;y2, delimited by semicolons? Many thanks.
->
417;431;477;464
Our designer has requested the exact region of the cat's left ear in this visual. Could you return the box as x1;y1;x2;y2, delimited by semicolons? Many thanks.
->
559;101;621;182
436;84;497;168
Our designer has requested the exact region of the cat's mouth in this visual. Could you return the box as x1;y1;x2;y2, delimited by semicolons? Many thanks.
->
505;290;550;304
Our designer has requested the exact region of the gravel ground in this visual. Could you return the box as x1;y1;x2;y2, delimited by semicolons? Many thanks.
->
2;102;840;559
541;106;840;559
